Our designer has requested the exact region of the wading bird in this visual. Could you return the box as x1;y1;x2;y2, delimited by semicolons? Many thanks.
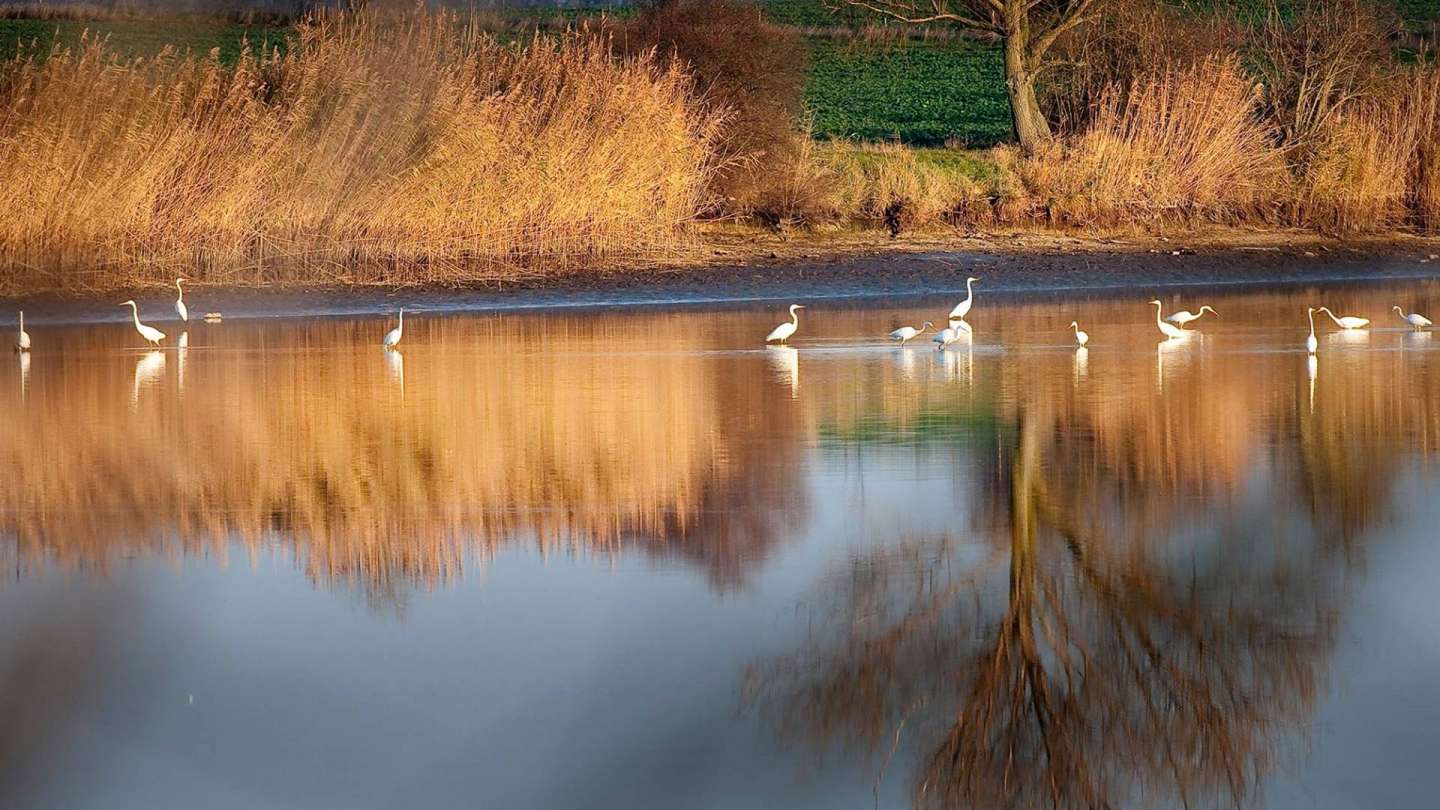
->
1393;306;1432;330
1317;307;1369;329
384;308;406;349
1306;308;1318;354
120;300;166;346
949;277;979;321
1150;300;1187;340
889;321;933;345
933;324;963;351
1165;305;1217;328
765;304;804;344
1070;321;1089;347
15;311;29;352
174;278;188;322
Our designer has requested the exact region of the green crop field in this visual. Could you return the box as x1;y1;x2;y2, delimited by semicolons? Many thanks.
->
0;17;288;62
805;37;1010;147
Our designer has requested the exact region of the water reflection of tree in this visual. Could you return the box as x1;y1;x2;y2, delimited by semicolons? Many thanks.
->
752;398;1342;809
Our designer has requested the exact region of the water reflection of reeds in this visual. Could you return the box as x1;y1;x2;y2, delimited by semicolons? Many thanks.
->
4;286;1440;600
0;313;805;591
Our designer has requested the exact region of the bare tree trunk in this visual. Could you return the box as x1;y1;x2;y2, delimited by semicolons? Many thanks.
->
1003;5;1053;153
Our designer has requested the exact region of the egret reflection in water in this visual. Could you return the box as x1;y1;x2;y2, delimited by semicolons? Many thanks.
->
130;350;165;410
766;345;798;398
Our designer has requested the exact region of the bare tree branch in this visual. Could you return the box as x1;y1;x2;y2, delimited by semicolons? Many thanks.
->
823;0;1000;33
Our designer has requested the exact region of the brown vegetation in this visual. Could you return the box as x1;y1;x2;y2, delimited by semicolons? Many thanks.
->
0;7;719;292
622;0;809;214
2;1;1440;290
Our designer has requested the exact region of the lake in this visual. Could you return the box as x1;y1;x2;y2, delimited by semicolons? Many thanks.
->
3;279;1439;809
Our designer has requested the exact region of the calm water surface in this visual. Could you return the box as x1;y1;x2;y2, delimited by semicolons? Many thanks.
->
3;281;1440;808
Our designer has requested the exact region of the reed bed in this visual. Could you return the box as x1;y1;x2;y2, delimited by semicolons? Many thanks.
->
1017;58;1290;226
0;7;720;292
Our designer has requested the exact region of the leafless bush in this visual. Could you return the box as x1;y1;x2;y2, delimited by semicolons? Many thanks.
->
623;0;809;215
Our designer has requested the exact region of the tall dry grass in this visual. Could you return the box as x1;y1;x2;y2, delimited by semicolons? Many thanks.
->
1296;65;1440;232
1016;58;1288;226
0;7;721;292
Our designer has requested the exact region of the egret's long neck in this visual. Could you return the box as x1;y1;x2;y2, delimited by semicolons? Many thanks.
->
129;304;142;329
791;309;800;326
1308;311;1316;334
176;281;184;301
1153;303;1164;327
398;310;405;333
966;278;974;301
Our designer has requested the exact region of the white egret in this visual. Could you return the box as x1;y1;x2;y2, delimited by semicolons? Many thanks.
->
1165;305;1217;328
1069;321;1089;347
1149;300;1187;339
384;308;405;348
1305;307;1318;354
1316;307;1368;329
1393;306;1433;330
933;325;962;351
949;277;979;320
765;304;804;344
120;300;166;346
889;321;933;345
15;310;30;352
174;278;188;322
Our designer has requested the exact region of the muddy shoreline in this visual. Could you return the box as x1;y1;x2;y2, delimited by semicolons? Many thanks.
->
6;231;1440;324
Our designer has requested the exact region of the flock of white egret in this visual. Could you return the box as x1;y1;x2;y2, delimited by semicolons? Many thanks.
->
761;276;1433;354
7;274;1436;355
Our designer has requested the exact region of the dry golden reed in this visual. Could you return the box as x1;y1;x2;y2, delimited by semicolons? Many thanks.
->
1017;58;1288;226
0;7;721;292
1294;65;1440;232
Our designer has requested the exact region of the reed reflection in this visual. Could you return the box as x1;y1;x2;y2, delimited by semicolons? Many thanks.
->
752;286;1440;809
0;312;806;594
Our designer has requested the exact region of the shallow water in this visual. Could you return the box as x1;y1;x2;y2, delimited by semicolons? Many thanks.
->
3;280;1440;809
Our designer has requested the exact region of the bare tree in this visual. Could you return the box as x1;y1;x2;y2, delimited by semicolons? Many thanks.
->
823;0;1107;152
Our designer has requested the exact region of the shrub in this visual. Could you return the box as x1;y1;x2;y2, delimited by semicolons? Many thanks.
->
1044;0;1244;133
1250;0;1397;151
622;0;809;214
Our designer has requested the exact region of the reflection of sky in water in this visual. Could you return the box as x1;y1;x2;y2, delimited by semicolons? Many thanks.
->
2;280;1440;808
